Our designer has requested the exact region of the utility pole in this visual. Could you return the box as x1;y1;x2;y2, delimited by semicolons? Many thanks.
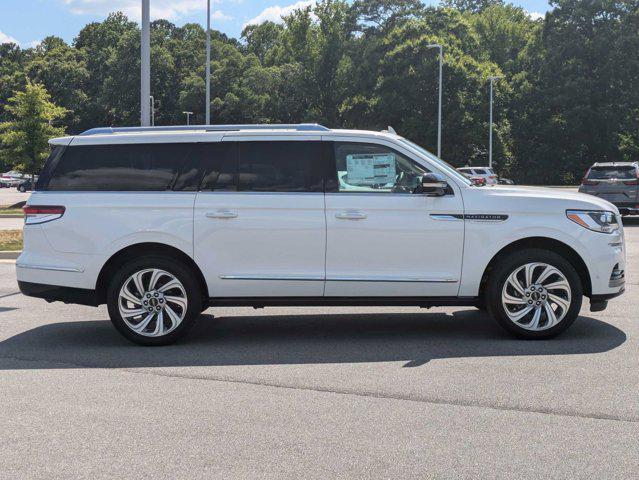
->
488;76;501;169
205;0;211;125
427;44;443;158
141;0;151;126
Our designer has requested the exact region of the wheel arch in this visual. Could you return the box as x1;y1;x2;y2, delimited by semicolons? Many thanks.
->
479;237;592;299
95;243;209;305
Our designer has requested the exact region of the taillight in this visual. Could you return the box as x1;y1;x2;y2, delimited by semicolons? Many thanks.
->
23;205;65;225
625;170;639;186
581;178;599;186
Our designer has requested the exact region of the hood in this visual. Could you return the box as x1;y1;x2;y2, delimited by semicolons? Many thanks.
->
476;185;619;214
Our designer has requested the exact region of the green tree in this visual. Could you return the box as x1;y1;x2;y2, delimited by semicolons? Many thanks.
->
0;81;66;181
27;36;89;131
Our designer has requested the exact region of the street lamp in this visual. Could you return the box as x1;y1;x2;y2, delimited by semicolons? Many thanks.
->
205;0;211;125
141;0;151;126
487;76;502;169
150;96;155;126
427;43;443;158
183;111;193;125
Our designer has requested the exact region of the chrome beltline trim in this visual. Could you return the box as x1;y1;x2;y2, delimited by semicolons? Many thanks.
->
221;275;458;283
16;263;84;273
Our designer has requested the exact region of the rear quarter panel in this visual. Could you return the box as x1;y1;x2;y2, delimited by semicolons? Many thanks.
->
23;191;196;289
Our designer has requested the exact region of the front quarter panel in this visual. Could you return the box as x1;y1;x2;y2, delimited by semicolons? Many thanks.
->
458;186;625;297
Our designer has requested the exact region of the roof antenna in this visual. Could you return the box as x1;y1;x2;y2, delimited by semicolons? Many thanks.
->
385;126;397;135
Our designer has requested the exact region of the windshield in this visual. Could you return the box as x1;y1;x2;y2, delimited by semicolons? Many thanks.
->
396;137;472;186
588;166;636;180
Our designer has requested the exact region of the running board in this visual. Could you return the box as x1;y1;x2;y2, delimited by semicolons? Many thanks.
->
208;296;478;308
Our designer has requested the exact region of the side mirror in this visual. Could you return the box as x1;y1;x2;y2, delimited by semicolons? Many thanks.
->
418;173;449;197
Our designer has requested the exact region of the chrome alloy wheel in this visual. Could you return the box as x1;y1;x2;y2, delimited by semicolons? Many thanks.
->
501;262;572;331
118;269;188;337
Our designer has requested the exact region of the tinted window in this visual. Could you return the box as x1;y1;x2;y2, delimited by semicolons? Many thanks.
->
588;166;636;180
198;142;238;191
238;141;325;192
35;145;66;191
331;142;429;194
46;143;198;191
474;169;487;175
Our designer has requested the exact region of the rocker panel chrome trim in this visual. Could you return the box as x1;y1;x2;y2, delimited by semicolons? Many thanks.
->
16;263;84;273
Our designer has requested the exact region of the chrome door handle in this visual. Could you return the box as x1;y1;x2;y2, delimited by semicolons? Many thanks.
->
335;211;367;220
206;210;238;219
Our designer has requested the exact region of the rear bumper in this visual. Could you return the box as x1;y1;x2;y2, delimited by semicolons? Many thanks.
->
18;281;100;307
618;207;639;215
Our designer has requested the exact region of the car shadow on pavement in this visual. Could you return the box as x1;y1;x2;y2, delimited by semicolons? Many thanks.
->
0;310;626;369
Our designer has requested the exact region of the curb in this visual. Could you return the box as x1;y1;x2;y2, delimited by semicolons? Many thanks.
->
0;214;22;218
0;251;20;260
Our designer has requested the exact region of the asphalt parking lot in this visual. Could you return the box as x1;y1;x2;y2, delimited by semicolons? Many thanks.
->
0;219;637;478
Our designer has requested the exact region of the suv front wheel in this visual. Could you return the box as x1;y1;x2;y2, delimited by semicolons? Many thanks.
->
486;249;583;339
107;255;202;346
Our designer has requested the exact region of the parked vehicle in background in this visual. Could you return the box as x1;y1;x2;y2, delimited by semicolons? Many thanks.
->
579;162;639;215
499;177;514;185
17;177;37;192
457;167;499;185
1;171;25;188
18;124;625;345
459;172;486;186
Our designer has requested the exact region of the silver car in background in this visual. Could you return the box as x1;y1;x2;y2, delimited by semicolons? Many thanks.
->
579;162;639;215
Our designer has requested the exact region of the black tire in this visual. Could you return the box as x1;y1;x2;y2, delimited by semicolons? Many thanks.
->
486;248;583;339
107;255;202;346
18;185;26;193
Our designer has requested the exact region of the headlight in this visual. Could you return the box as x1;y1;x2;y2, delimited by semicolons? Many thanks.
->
566;210;619;234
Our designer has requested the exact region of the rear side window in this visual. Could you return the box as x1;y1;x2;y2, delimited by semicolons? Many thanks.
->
44;143;197;191
474;169;487;175
588;166;636;180
237;141;325;192
35;145;66;191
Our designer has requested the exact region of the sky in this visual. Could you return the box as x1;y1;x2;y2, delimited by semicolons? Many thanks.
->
0;0;552;48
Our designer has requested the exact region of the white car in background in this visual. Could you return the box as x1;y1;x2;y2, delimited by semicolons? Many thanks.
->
0;170;26;188
457;167;499;185
17;124;625;345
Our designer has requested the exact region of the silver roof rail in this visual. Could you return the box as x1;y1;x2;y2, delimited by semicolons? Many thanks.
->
79;124;330;136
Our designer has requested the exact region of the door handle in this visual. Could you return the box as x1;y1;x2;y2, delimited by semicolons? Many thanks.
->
206;210;238;219
335;211;367;220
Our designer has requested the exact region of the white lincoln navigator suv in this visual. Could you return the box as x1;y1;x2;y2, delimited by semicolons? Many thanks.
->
18;124;626;345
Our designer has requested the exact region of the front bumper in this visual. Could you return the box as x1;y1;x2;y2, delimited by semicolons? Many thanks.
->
589;287;625;312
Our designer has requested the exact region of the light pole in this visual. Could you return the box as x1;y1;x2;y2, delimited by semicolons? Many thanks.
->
427;43;443;158
183;111;193;125
150;95;155;126
141;0;151;126
205;0;211;125
488;76;502;169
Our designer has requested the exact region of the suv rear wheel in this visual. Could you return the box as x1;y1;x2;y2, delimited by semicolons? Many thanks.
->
107;255;202;346
486;249;583;339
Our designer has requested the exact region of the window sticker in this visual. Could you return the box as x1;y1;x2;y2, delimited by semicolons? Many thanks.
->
346;153;396;186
